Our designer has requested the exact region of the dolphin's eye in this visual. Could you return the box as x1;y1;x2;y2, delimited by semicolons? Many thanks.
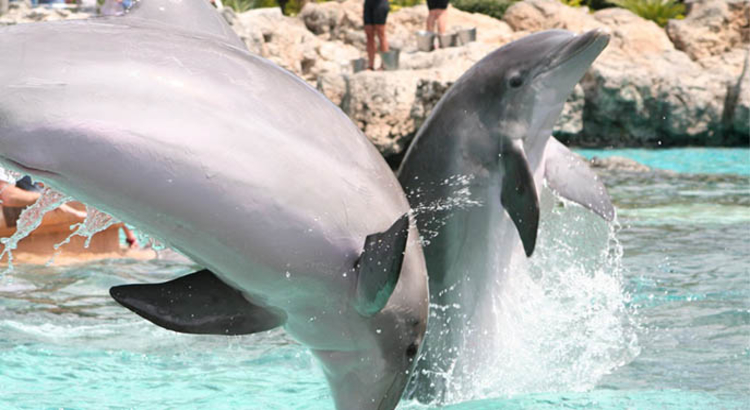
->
406;343;418;358
508;75;524;88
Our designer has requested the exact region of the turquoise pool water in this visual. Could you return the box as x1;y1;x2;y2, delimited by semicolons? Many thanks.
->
575;147;750;176
1;148;748;409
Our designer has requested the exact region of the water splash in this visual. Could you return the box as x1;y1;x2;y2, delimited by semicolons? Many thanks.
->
45;207;118;265
50;207;169;260
1;168;20;183
477;197;638;396
0;188;71;273
410;187;639;405
407;175;482;246
135;231;167;252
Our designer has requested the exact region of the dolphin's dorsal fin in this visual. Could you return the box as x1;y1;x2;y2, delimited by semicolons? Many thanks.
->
500;140;540;257
544;138;615;221
354;214;410;316
110;269;285;335
124;0;246;50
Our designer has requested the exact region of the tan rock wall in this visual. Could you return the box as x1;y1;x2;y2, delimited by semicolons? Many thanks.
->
4;0;748;154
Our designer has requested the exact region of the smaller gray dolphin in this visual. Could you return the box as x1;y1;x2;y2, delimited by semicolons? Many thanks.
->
398;29;614;401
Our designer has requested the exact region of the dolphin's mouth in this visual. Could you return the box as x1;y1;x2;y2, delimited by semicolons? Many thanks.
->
547;28;610;72
0;157;59;179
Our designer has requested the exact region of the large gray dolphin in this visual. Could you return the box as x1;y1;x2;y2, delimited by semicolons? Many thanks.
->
0;2;428;409
397;29;615;401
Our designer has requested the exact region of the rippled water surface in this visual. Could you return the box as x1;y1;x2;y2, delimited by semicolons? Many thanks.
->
1;148;748;409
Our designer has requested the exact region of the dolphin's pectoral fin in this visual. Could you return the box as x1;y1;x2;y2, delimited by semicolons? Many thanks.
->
500;141;540;257
354;213;410;317
110;269;285;335
543;138;615;221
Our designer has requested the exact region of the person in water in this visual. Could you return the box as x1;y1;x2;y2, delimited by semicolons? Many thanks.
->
363;0;390;70
0;175;139;248
426;0;449;39
0;176;87;226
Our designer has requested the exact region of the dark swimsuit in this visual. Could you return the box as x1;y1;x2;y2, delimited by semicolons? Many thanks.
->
363;0;390;25
427;0;449;10
2;176;42;228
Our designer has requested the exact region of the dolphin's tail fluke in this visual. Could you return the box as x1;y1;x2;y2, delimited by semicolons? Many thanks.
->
353;213;410;316
110;269;285;335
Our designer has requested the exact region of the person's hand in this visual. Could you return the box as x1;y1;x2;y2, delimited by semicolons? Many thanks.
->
124;228;139;249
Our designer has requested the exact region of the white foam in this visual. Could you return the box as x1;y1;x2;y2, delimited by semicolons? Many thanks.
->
412;188;640;405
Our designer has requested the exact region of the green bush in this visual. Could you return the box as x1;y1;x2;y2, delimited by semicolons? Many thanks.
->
583;0;616;10
559;0;620;10
609;0;685;26
224;0;255;13
252;0;277;7
223;0;319;16
283;0;302;15
390;0;424;12
452;0;519;20
560;0;583;7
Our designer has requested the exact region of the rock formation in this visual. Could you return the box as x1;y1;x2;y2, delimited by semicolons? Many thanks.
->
301;0;749;157
3;0;748;160
589;156;653;173
0;0;90;24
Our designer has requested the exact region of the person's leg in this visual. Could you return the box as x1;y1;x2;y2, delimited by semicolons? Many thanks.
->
365;25;376;70
375;25;389;53
426;9;436;33
435;9;447;34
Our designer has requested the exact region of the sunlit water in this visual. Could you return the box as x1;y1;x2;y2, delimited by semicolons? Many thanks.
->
0;148;747;409
576;147;750;176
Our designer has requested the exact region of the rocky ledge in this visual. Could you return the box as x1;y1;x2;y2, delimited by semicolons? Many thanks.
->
229;0;750;159
0;1;90;23
3;0;749;161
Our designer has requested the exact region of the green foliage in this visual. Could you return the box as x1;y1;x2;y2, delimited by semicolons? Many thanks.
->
284;0;302;15
390;0;424;12
559;0;621;10
252;0;277;7
451;0;519;20
584;0;615;10
223;0;256;13
560;0;583;7
609;0;685;26
222;0;321;15
397;0;424;5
